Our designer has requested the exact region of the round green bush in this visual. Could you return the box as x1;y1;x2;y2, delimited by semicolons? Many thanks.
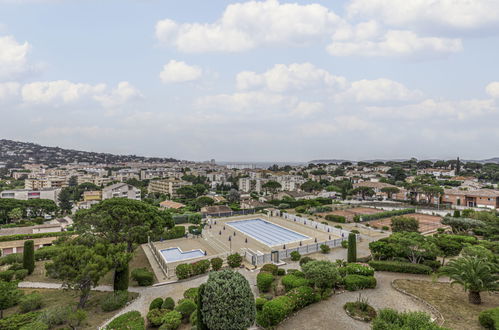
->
286;286;318;310
320;244;331;254
479;307;499;329
302;260;340;291
299;257;314;266
149;297;164;311
343;263;375;277
277;268;286;276
257;272;274;293
131;268;154;286
159;310;182;330
183;287;199;301
290;251;301;261
281;274;309;291
8;262;24;271
147;309;169;327
175;299;197;320
201;270;255;330
162;297;175;310
175;264;193;280
210;257;223;271
260;264;278;275
341;240;348;248
0;270;15;281
256;296;295;328
227;253;243;268
19;292;43;313
255;297;267;311
189;310;197;325
344;275;377;291
15;269;29;280
100;290;129;312
191;260;210;275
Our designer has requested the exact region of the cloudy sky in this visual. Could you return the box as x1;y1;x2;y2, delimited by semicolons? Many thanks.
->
1;0;499;162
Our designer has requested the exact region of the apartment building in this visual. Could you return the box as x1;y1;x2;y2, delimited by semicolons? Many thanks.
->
83;190;102;202
102;183;141;200
147;178;191;198
25;177;67;190
442;188;499;209
0;188;61;203
417;168;456;177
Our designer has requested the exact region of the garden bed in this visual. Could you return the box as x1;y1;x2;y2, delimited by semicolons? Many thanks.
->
343;300;377;322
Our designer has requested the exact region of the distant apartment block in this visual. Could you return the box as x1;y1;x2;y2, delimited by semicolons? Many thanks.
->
226;164;256;170
24;177;67;190
147;179;191;198
83;190;102;202
416;168;456;177
442;188;499;209
0;188;61;203
102;183;141;200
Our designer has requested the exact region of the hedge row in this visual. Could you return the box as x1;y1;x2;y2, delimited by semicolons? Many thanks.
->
175;259;211;280
344;275;377;291
162;226;186;240
0;231;72;242
359;208;415;222
325;215;346;223
368;261;432;274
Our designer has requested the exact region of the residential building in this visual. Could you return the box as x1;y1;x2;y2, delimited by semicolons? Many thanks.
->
83;190;102;202
417;168;456;177
159;200;186;210
102;183;141;200
442;188;499;209
0;188;61;203
147;178;191;198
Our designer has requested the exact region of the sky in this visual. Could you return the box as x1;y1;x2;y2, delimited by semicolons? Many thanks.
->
1;0;499;162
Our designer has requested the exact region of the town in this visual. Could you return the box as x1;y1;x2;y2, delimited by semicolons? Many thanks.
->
0;140;498;329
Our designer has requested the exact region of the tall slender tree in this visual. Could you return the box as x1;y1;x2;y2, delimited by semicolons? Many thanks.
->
23;240;35;274
347;233;357;263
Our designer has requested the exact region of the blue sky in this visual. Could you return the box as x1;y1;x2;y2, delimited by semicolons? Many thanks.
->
1;0;499;162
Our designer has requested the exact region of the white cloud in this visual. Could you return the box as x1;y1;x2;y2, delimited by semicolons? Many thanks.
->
196;91;291;114
236;63;346;92
486;82;499;98
0;82;20;102
346;0;499;33
335;78;423;103
0;35;31;80
159;60;202;83
94;81;142;108
155;0;341;52
328;29;462;57
291;101;324;118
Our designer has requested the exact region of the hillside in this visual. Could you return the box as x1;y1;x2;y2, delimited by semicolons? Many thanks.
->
0;139;178;166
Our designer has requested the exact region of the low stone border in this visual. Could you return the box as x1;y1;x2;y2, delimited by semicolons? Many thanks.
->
344;305;375;322
391;279;445;326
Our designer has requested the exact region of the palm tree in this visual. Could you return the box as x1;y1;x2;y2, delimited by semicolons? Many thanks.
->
438;256;499;304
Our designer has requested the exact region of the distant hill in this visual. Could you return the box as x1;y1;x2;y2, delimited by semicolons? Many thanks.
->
0;139;178;166
309;158;499;165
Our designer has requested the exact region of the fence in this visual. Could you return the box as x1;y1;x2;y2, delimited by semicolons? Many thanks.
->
281;212;353;238
202;208;257;218
147;237;168;277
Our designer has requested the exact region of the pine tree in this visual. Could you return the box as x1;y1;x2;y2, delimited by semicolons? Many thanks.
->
23;240;35;274
197;283;208;330
347;233;357;263
113;262;129;291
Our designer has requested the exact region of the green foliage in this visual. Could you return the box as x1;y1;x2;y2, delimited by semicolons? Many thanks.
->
196;283;207;330
0;280;23;317
19;320;48;330
344;275;377;291
347;233;357;263
0;253;22;265
368;261;432;274
391;216;419;233
320;244;331;254
260;263;279;275
37;305;71;328
67;309;87;329
372;308;446;330
479;307;499;330
105;311;145;330
19;292;43;313
131;267;154;286
201;270;255;330
285;286;318;310
0;231;71;242
15;269;28;280
281;274;310;291
257;272;274;293
175;263;193;280
369;232;439;264
184;287;199;301
113;262;129;291
149;297;164;311
255;297;267;311
0;270;15;281
23;240;35;274
342;263;375;277
100;290;129;312
0;312;40;330
191;259;210;276
299;256;313;266
175;299;197;320
360;208;415;221
341;240;348;248
256;296;294;328
277;268;286;276
210;257;223;271
302;260;340;291
163;226;186;240
227;253;242;268
34;245;60;261
162;297;175;310
441;216;485;234
147;308;169;327
325;214;346;223
160;310;182;330
290;250;301;261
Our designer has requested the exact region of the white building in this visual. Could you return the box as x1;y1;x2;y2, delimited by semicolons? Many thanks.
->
102;183;141;200
0;188;61;203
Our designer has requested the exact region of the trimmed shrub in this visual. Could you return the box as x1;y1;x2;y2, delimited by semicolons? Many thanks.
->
299;256;313;266
19;292;43;313
175;299;197;321
368;261;432;274
325;214;346;223
192;260;210;276
286;286;318;310
149;297;163;311
162;297;175;310
210;257;223;271
100;290;128;312
320;244;331;254
147;308;169;327
175;263;193;280
479;307;499;330
277;268;286;276
341;240;348;248
105;310;145;330
422;259;442;271
360;208;415;221
8;262;24;271
227;253;243;268
184;287;199;301
189;310;197;325
0;270;15;281
163;226;186;240
347;233;357;263
343;263;375;277
160;310;182;330
23;240;35;275
281;274;309;291
131;268;154;286
372;308;446;330
255;297;267;311
15;269;29;280
260;263;278;275
344;275;377;291
290;251;301;261
256;296;294;328
301;260;340;292
257;272;275;293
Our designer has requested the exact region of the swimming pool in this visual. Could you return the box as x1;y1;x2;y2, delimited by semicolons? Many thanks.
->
227;218;309;246
160;247;205;263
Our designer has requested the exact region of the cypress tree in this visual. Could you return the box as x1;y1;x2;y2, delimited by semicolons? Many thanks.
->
23;240;35;275
347;233;357;263
113;262;129;291
197;283;208;330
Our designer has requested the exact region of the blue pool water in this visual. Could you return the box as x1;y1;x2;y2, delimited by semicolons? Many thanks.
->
227;218;309;246
160;247;205;263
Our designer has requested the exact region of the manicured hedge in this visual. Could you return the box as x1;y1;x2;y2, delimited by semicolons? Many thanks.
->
368;261;432;275
149;297;163;311
210;257;223;271
325;215;346;223
191;260;210;275
285;286;318;310
360;209;415;221
175;263;193;280
256;296;294;328
479;307;499;330
281;274;309;291
0;231;72;242
106;311;145;330
227;253;242;268
341;263;375;277
344;275;377;291
163;226;186;240
260;263;279;275
131;268;154;286
257;272;274;293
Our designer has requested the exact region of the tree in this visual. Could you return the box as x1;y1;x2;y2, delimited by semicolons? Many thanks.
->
300;180;322;192
58;188;73;214
438;257;499;304
301;260;340;293
177;186;198;199
262;181;282;196
387;167;407;181
421;185;444;204
0;281;22;318
74;198;169;252
201;270;255;330
45;243;109;308
391;216;419;233
23;240;35;274
347;233;357;262
380;187;400;199
441;217;485;234
68;175;78;187
8;207;23;222
94;243;133;291
433;236;462;265
350;186;375;200
196;283;208;330
193;196;214;210
226;189;240;203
